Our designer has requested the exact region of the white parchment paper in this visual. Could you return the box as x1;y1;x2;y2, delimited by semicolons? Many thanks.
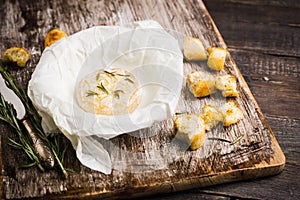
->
28;20;183;174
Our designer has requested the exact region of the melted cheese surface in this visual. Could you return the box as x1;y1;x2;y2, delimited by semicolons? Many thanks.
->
76;68;140;115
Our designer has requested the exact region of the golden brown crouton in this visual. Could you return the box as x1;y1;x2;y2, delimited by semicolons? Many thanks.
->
174;114;206;150
207;47;227;71
219;101;243;126
216;74;239;97
183;37;207;61
44;29;68;48
201;104;224;131
1;47;32;67
186;71;216;98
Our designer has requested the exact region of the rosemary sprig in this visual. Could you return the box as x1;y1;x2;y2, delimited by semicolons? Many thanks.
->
116;73;130;77
0;65;71;176
208;134;244;145
86;90;99;97
175;112;188;115
104;70;130;78
104;70;116;77
124;78;134;84
0;94;44;171
113;89;124;99
230;134;244;145
97;82;109;95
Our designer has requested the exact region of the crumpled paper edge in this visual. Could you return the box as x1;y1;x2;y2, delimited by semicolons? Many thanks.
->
28;20;183;174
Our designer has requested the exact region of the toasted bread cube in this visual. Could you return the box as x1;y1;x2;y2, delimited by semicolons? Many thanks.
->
183;37;207;61
201;104;224;131
174;114;206;150
44;29;68;48
187;71;216;97
221;90;239;97
216;74;239;97
207;47;227;70
220;101;243;126
2;47;31;67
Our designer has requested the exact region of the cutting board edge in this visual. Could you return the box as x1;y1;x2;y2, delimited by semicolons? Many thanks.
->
46;161;284;200
41;136;285;200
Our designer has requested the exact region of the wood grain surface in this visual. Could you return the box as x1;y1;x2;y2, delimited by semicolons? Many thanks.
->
0;0;298;199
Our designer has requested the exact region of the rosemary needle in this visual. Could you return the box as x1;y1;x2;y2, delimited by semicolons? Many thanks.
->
230;134;244;145
175;112;188;115
116;73;130;77
208;134;244;145
125;78;134;84
113;90;124;99
97;82;109;94
86;90;99;97
104;70;116;76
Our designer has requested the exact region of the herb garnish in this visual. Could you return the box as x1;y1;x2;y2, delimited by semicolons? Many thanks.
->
113;90;124;99
104;70;116;77
96;73;101;81
104;70;130;77
97;82;109;94
0;65;71;177
208;134;244;145
116;73;130;77
86;90;99;97
175;112;188;115
125;78;134;84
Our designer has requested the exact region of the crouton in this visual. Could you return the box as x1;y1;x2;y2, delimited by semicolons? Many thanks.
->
174;114;206;150
207;47;227;71
183;37;207;61
216;74;239;97
1;47;31;67
219;101;243;126
187;71;216;97
201;104;224;131
44;29;68;48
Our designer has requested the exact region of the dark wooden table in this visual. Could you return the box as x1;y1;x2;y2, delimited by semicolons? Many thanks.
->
0;0;299;199
151;1;300;199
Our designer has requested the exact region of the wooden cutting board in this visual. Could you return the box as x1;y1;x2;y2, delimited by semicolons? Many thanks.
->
0;0;285;199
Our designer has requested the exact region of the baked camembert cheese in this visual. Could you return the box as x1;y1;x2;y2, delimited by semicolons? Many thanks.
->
76;68;140;115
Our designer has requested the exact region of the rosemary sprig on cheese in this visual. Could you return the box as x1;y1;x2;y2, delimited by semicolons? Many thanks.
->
97;82;109;94
125;78;134;84
113;90;124;99
104;70;116;77
86;90;99;97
